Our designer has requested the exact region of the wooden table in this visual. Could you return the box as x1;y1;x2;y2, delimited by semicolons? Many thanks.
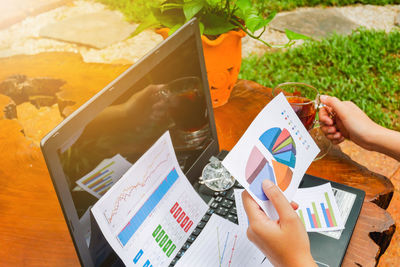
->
215;80;395;266
0;77;395;266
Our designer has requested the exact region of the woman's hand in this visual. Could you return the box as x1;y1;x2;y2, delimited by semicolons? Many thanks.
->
242;180;316;267
319;95;380;149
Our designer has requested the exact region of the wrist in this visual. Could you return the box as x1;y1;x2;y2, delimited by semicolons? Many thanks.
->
285;253;316;267
370;126;400;161
363;123;386;151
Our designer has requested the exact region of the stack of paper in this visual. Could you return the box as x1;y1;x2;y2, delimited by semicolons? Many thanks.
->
175;214;271;267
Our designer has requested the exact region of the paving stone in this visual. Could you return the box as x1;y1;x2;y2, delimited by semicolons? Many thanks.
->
269;8;360;40
395;12;400;27
0;0;71;30
39;10;136;49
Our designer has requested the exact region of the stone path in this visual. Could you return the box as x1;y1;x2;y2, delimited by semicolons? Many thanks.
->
0;0;162;64
0;1;400;266
242;4;400;57
0;0;71;30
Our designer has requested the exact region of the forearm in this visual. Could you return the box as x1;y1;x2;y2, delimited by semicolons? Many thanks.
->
369;125;400;161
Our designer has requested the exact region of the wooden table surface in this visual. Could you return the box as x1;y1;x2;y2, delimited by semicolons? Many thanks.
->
0;76;395;266
215;80;395;266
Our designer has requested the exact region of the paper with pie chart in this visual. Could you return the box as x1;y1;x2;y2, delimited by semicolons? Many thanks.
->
222;93;320;219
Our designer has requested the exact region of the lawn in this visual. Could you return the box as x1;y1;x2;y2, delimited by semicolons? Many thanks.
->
256;0;400;12
239;29;400;130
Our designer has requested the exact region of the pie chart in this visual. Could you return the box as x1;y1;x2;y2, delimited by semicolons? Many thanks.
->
245;128;296;201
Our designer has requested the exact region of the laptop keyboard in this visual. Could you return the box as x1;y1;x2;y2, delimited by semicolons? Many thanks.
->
169;182;243;266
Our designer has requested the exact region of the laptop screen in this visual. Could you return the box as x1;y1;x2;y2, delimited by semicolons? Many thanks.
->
58;35;212;219
41;20;218;265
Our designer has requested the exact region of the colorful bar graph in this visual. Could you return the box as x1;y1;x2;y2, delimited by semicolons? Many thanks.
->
311;202;321;228
298;209;305;226
324;192;337;226
321;203;331;227
88;172;113;189
82;161;115;184
299;200;339;230
117;169;179;246
133;249;143;264
306;208;315;228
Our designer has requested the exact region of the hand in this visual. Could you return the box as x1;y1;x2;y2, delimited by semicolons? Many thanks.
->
242;180;315;267
124;84;169;123
319;95;380;149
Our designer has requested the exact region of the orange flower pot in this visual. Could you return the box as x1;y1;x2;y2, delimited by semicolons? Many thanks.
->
156;28;246;108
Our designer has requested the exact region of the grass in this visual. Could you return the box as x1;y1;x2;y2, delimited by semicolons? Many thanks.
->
96;0;162;23
239;29;400;130
255;0;400;12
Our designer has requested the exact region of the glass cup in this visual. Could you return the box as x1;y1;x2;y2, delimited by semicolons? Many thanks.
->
272;82;331;160
163;76;210;151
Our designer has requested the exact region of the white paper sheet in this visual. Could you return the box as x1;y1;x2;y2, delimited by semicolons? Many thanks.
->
292;183;344;232
175;214;269;267
91;132;208;266
222;93;319;219
76;154;132;199
233;189;249;232
318;187;356;239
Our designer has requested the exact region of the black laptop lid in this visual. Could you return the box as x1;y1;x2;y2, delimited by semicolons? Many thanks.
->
40;18;219;266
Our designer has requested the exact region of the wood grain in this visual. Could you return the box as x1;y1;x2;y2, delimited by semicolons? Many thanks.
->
0;52;129;266
0;119;79;266
0;51;394;266
214;80;395;266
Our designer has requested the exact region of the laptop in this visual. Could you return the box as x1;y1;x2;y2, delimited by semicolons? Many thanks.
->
41;18;364;267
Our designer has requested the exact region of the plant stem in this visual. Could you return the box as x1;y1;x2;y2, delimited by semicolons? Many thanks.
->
231;19;296;48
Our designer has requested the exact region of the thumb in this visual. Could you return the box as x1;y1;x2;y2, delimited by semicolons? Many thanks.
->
262;180;294;221
320;95;347;118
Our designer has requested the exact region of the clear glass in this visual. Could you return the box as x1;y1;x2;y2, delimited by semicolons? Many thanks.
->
200;156;235;191
272;82;331;160
164;76;210;152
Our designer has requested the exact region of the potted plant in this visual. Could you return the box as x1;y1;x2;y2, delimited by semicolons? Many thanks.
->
133;0;308;107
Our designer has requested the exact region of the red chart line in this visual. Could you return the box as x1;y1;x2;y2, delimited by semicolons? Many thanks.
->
106;146;170;223
228;234;238;267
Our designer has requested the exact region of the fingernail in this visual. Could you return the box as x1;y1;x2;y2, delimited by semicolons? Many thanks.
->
262;179;275;189
320;95;328;102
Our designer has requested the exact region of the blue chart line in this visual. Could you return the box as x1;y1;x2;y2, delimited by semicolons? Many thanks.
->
321;203;330;227
307;208;315;228
117;169;179;246
219;232;230;267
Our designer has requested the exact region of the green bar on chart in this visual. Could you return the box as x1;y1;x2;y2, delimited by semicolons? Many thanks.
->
298;209;306;227
324;192;337;226
311;202;321;228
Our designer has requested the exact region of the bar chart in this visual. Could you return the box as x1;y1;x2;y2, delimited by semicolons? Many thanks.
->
293;183;344;232
91;133;209;266
117;168;179;246
76;154;132;199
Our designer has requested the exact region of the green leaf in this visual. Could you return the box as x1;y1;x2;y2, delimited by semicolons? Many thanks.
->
235;0;252;11
160;3;183;12
169;23;184;35
264;11;277;25
201;13;237;36
130;14;161;37
199;21;205;35
206;0;222;7
152;6;185;29
284;29;311;41
234;0;271;33
242;10;267;33
183;0;204;20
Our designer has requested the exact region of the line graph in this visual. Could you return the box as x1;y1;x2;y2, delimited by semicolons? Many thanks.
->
106;152;170;224
219;232;230;267
100;140;176;231
228;234;238;267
